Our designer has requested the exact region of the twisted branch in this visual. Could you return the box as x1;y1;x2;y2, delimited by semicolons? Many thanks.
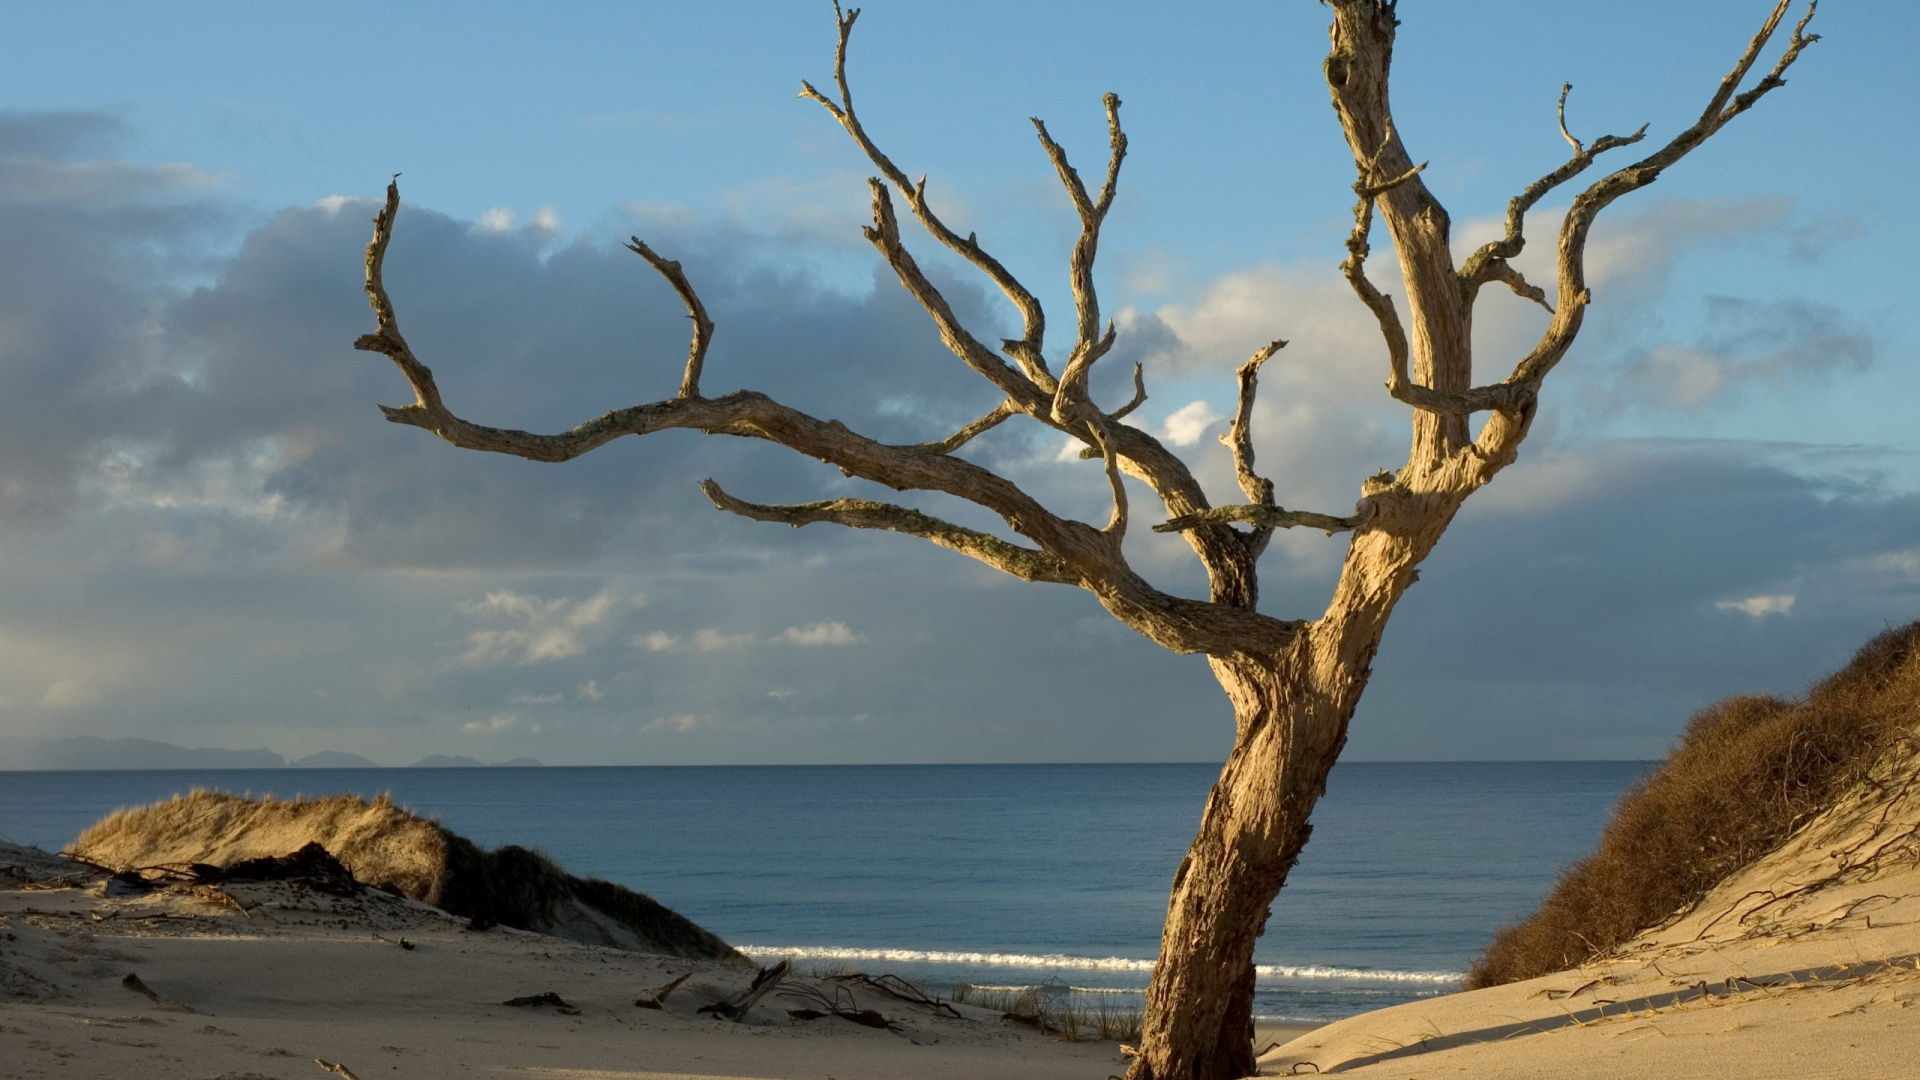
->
1155;501;1376;537
699;481;1076;584
357;181;1292;658
624;237;714;398
800;3;1051;387
914;400;1018;455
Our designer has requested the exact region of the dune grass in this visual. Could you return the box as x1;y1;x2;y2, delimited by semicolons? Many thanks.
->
950;982;1144;1042
1467;621;1920;989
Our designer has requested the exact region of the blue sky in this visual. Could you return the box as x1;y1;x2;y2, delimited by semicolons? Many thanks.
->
0;2;1913;765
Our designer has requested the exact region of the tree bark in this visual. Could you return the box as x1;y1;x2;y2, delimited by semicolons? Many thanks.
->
1128;464;1472;1079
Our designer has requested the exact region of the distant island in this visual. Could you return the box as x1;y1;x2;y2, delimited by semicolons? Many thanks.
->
0;736;540;771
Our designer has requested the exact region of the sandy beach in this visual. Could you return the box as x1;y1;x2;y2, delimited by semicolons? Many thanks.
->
1;837;1133;1079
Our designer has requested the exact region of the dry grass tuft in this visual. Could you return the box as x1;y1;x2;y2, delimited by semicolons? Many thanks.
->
72;789;739;961
1467;621;1920;989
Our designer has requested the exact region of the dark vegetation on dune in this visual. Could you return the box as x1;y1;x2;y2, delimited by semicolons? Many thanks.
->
1467;621;1920;989
72;790;739;962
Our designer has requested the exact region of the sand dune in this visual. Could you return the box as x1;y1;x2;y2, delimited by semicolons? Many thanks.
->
1259;739;1920;1078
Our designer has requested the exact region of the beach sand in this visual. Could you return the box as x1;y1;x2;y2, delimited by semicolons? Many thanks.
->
0;840;1131;1079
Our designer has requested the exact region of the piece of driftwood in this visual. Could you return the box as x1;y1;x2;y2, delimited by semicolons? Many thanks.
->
698;960;789;1022
503;991;581;1015
827;972;962;1019
121;972;161;1002
635;971;692;1009
778;976;903;1032
314;1059;364;1080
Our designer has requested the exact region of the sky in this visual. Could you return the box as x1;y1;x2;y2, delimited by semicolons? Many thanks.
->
0;1;1913;766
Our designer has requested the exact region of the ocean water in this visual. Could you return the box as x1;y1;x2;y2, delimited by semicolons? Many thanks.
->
0;761;1647;1022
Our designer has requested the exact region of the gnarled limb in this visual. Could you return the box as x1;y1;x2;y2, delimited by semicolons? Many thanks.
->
699;481;1077;585
1154;502;1375;538
358;180;1294;659
624;237;714;398
913;400;1018;455
800;2;1050;387
1032;94;1127;430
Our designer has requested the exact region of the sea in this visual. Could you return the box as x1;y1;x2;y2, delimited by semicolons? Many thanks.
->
0;761;1648;1024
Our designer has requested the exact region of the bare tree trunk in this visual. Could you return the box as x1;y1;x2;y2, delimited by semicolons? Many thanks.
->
1129;510;1441;1080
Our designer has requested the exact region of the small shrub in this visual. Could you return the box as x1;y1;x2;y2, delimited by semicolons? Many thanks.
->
1467;621;1920;989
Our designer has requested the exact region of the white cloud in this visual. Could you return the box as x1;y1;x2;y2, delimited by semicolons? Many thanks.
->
453;590;625;667
508;691;565;706
635;631;680;653
768;688;796;700
1161;400;1226;447
472;207;515;233
1715;594;1795;618
644;713;704;734
778;621;858;647
694;627;756;652
575;679;603;702
463;712;522;733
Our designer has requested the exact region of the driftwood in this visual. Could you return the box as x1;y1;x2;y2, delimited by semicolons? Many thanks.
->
313;1060;364;1080
635;971;692;1010
698;960;790;1022
121;972;161;1002
503;991;581;1015
779;977;901;1031
826;972;963;1019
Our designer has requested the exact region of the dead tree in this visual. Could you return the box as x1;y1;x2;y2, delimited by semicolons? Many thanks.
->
355;3;1817;1077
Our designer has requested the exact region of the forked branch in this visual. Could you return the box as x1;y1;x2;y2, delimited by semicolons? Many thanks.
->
1155;501;1376;537
800;2;1051;387
699;481;1076;584
357;181;1294;659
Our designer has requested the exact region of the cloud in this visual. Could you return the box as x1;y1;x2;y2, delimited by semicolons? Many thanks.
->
778;621;858;647
693;628;755;652
644;713;705;734
1160;401;1226;447
1611;297;1872;411
462;712;524;733
575;680;603;702
453;590;625;667
1716;594;1796;618
635;631;680;653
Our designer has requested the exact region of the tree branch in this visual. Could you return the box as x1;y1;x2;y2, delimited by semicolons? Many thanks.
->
359;182;1292;658
1226;348;1279;494
624;237;715;398
800;2;1052;388
699;480;1076;585
1033;95;1127;435
1154;501;1376;537
1489;0;1818;402
861;180;1035;401
913;399;1018;455
1111;362;1148;421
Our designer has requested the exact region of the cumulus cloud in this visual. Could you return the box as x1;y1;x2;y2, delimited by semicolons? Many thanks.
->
1612;297;1872;411
453;590;625;667
778;621;858;647
1160;401;1226;447
1716;594;1796;618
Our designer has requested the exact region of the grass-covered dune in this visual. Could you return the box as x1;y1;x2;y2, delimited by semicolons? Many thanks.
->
72;789;741;962
1468;620;1920;988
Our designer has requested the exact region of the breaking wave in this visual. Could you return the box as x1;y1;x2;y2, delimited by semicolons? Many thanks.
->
736;945;1462;984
